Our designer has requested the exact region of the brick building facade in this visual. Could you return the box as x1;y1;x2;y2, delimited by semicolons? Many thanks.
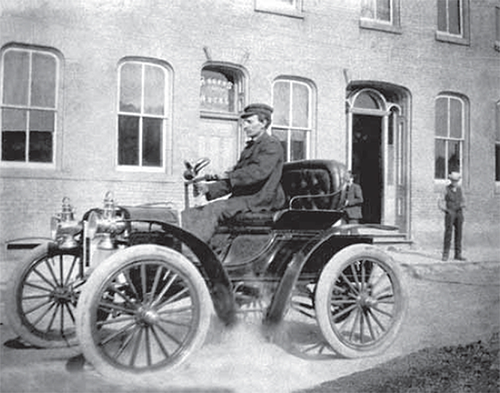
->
1;0;499;263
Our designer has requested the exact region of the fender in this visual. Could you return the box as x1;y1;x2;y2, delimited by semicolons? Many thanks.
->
264;231;373;325
126;220;236;326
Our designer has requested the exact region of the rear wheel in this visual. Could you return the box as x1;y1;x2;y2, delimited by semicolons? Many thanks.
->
6;243;83;348
315;244;406;358
76;245;212;380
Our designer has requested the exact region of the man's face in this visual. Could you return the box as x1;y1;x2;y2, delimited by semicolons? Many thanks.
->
242;114;266;139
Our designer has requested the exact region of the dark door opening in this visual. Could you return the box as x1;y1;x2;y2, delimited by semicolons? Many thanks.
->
351;114;382;224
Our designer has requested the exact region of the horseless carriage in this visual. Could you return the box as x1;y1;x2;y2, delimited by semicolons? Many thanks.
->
6;158;407;381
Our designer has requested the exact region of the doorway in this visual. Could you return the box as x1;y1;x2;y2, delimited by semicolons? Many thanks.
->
346;85;409;234
352;115;382;224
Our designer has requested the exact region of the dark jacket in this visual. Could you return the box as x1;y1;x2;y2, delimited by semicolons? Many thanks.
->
206;132;285;214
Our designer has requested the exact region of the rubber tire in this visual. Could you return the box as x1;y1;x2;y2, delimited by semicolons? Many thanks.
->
315;244;406;358
76;244;212;381
6;243;81;348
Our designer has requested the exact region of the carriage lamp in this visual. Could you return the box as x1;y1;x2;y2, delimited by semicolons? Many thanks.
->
51;197;82;249
86;191;127;250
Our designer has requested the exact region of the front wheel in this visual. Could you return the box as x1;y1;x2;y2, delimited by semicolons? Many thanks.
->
76;245;212;381
315;244;406;358
6;243;83;348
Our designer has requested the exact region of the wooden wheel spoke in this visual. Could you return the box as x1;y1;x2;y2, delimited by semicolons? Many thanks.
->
339;271;360;295
63;255;79;286
150;325;171;359
101;321;137;346
44;259;61;287
32;268;57;290
154;322;183;346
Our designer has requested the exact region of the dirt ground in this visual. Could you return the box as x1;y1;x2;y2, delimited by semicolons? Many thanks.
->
1;248;499;393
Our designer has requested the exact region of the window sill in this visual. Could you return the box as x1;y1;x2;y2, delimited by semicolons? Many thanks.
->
200;110;239;121
359;18;402;34
255;3;304;19
435;31;470;46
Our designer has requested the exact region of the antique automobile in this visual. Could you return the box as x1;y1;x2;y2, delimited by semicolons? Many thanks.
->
6;158;406;380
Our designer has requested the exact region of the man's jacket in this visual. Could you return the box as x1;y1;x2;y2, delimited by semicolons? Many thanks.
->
206;132;285;213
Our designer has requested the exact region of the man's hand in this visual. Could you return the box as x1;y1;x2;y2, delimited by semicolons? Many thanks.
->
193;182;209;196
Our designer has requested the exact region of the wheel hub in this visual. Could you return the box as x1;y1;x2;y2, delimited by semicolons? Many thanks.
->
50;286;74;304
136;307;159;326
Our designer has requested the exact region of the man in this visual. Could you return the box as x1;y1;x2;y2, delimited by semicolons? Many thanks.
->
438;171;466;261
182;103;285;242
343;171;364;224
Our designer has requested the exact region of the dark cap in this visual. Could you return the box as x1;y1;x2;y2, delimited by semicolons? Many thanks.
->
240;103;273;119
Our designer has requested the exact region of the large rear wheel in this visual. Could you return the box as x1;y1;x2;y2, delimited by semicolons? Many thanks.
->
315;244;406;358
6;243;83;348
76;245;212;380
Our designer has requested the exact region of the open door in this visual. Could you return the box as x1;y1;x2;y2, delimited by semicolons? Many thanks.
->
346;86;409;234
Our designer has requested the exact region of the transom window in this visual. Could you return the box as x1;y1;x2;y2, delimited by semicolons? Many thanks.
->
1;47;59;164
434;94;466;179
117;60;170;169
272;78;313;162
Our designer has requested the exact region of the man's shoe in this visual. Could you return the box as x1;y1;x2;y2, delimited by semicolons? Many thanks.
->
454;256;466;261
442;255;449;261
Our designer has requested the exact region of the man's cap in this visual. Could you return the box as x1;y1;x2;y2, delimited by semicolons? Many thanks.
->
240;103;273;119
448;172;461;181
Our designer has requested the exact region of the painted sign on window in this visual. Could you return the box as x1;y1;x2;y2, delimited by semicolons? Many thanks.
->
200;70;235;112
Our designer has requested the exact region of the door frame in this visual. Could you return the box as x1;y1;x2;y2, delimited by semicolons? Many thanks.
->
346;85;410;235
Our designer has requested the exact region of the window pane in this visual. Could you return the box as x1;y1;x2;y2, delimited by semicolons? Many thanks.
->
120;63;142;113
2;131;26;161
448;0;461;35
437;0;447;31
435;97;448;137
376;0;391;21
142;117;162;166
144;65;165;115
29;110;54;132
292;83;309;128
2;108;27;132
31;53;56;108
271;128;287;158
354;91;379;110
3;51;29;106
435;139;446;179
448;140;461;173
118;115;139;165
291;129;306;161
200;70;235;112
29;131;52;162
449;98;462;138
273;82;290;126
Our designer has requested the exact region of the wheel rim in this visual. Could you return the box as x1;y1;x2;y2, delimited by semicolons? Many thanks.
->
89;259;203;372
18;252;81;343
327;258;399;349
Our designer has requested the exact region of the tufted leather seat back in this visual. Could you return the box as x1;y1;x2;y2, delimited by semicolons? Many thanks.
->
281;159;347;210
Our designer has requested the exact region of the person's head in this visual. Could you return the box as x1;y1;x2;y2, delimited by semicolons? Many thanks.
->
344;170;354;184
240;103;273;139
448;171;461;185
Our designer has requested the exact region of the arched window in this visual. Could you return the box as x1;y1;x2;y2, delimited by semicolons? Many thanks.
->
117;59;171;170
1;45;60;165
198;64;245;172
434;94;467;179
272;78;314;162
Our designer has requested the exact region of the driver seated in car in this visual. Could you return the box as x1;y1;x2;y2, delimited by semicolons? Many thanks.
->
181;103;285;242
